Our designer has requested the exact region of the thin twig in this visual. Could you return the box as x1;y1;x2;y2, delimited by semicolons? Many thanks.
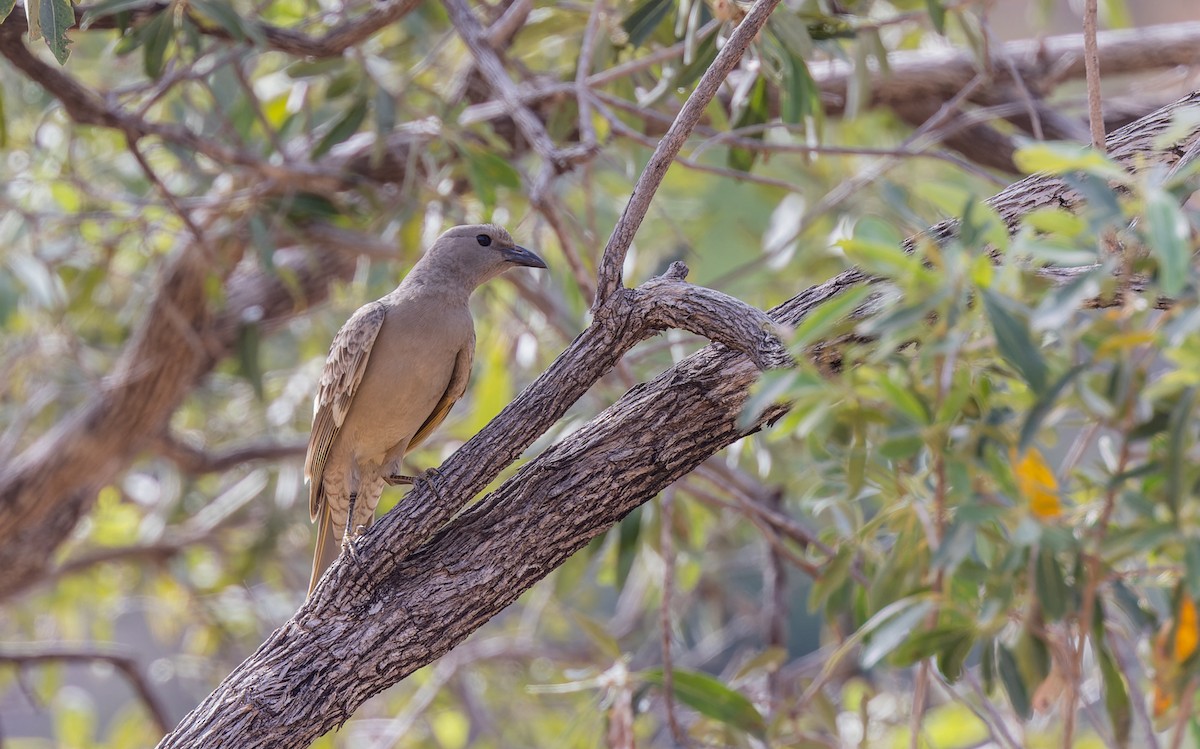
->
1082;0;1106;150
659;488;688;746
591;0;785;309
575;0;606;150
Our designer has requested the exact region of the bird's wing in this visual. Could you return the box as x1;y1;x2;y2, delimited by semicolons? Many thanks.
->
407;342;474;453
305;301;388;521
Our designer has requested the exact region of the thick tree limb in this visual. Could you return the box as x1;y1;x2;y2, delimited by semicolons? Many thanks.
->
156;90;1200;748
159;266;796;744
7;0;423;58
0;239;357;600
812;22;1200;115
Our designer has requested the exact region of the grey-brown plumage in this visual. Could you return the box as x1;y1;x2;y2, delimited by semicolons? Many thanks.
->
305;224;546;595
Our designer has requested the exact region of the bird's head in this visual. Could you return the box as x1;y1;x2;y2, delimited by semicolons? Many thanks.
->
420;223;547;289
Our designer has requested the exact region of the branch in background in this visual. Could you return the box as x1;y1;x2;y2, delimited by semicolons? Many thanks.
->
0;644;171;733
6;0;423;58
155;434;306;475
441;0;592;172
0;23;346;192
811;22;1200;115
0;236;357;600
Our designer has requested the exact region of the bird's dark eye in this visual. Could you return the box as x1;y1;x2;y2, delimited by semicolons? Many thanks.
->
476;234;492;247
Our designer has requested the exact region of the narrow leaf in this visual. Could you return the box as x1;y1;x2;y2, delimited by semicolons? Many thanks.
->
1146;188;1191;297
1097;642;1132;745
142;11;173;79
81;0;155;26
614;505;641;590
790;286;872;350
997;645;1032;719
0;0;17;23
620;0;673;47
192;0;263;44
860;599;934;668
641;668;766;738
1018;363;1086;452
1165;387;1197;518
925;0;946;33
1034;548;1069;620
311;97;368;159
982;289;1047;394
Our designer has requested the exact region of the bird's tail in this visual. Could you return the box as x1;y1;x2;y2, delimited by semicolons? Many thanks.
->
308;505;340;597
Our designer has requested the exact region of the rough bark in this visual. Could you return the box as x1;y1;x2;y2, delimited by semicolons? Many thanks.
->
157;93;1200;748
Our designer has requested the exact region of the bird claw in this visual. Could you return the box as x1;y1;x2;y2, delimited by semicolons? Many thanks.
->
386;467;445;493
341;524;367;560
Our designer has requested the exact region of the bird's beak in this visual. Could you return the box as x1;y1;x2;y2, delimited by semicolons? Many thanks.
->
501;245;548;269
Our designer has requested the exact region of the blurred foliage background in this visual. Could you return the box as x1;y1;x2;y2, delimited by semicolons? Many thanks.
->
2;0;1200;746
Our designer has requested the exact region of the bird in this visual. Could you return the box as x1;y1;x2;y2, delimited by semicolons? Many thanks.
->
305;223;547;595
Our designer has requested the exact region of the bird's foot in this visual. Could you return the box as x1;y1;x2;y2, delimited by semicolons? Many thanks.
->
341;492;360;558
386;467;446;502
341;524;367;560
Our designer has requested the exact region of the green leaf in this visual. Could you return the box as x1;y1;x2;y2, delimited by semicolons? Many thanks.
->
891;625;974;680
738;369;796;430
27;0;76;61
997;645;1032;719
876;374;930;426
1165;387;1197;518
312;96;368;159
925;0;946;33
982;289;1047;395
615;504;642;590
568;611;622;660
1186;544;1200;602
781;52;818;127
286;58;346;78
1018;363;1086;452
620;0;673;47
860;599;935;668
790;285;872;350
142;11;173;79
462;144;521;213
0;0;16;23
1012;142;1125;181
1097;642;1132;745
937;630;975;682
192;0;263;44
727;76;769;172
675;31;717;88
236;322;264;400
931;519;976;572
1035;548;1069;621
282;192;341;223
641;668;766;738
80;0;154;27
1145;188;1191;297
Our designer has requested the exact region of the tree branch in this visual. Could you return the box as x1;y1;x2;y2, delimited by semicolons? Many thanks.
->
0;238;357;601
0;643;172;733
6;0;424;58
156;89;1200;748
